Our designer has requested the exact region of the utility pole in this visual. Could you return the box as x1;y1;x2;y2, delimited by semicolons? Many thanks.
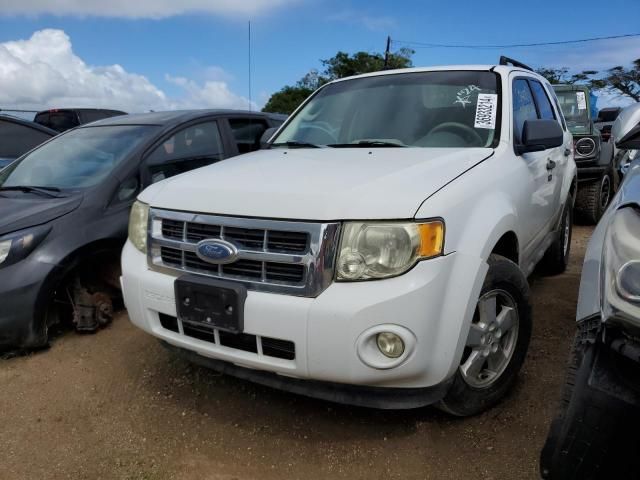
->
383;36;391;69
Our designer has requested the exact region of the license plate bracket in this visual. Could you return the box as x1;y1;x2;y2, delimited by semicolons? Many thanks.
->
174;275;246;334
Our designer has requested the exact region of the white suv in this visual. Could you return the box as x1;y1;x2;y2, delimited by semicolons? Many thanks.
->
122;62;576;415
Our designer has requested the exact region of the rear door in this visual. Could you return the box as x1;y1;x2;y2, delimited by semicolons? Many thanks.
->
142;119;226;186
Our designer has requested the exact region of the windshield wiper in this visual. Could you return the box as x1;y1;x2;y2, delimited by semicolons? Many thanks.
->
328;140;408;148
270;141;324;149
0;186;64;198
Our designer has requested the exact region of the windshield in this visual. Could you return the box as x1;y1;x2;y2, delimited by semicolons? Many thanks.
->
274;71;500;148
0;125;158;190
555;90;590;134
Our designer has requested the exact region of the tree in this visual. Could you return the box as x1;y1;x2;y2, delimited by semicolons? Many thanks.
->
321;48;414;80
535;67;571;85
262;85;314;115
602;59;640;102
536;60;640;102
262;48;414;114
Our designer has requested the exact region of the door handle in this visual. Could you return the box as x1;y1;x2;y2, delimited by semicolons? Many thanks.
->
564;148;571;157
546;159;557;171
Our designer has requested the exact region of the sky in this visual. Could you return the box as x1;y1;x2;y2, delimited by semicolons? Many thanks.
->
0;0;638;114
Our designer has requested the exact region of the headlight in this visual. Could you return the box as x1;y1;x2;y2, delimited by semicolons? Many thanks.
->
602;206;640;326
0;225;51;268
336;220;444;281
128;201;149;253
0;240;11;264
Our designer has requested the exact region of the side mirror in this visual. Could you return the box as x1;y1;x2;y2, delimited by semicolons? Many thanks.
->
596;107;622;123
260;127;278;149
612;103;640;150
518;119;564;154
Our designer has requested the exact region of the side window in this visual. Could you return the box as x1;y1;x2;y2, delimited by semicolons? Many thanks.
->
551;95;567;131
228;118;269;154
48;111;80;132
0;120;52;158
512;79;538;145
145;121;224;184
529;80;556;121
80;110;107;124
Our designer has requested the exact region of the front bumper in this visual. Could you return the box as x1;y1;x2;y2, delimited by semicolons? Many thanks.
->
0;257;59;351
122;240;487;402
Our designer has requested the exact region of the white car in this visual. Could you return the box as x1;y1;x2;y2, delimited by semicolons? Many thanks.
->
122;59;577;415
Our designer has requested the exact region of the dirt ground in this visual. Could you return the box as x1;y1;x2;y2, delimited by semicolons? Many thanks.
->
0;226;593;480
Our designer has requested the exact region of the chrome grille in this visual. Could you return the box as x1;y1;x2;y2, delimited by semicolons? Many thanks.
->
148;208;340;297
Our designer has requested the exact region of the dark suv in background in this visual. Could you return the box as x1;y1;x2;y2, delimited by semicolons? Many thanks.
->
33;108;127;133
553;85;615;223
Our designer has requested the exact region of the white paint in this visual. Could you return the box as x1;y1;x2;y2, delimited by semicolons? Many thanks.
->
576;91;587;110
123;65;578;399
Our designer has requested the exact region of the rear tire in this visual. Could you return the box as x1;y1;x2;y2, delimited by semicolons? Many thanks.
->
575;172;612;224
437;254;532;416
540;197;572;275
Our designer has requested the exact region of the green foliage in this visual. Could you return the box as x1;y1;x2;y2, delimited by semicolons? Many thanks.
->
262;85;314;115
603;59;640;102
262;48;415;114
321;47;414;80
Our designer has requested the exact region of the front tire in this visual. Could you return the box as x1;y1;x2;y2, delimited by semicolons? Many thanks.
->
437;254;532;416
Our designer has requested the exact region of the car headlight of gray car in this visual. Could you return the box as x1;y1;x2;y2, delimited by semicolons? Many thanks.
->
0;224;51;268
602;206;640;327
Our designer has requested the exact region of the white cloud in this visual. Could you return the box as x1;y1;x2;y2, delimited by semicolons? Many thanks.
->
165;75;256;110
0;29;253;113
328;10;396;32
0;0;297;19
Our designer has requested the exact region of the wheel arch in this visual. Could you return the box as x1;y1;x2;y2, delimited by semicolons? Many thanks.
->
37;237;125;328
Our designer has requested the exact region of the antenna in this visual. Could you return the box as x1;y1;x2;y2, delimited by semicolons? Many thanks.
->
248;21;252;111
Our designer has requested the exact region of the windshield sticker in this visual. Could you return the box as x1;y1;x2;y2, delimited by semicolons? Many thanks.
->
474;94;498;129
576;91;587;110
454;85;481;108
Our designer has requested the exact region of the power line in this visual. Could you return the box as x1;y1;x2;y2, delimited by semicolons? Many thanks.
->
392;32;640;50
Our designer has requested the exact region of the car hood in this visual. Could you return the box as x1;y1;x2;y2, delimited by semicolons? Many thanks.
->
0;193;82;236
140;147;493;220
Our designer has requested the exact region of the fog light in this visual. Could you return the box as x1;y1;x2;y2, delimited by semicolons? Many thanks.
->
376;332;405;358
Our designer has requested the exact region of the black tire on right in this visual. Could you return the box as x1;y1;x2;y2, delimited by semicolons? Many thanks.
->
574;172;612;224
540;321;640;479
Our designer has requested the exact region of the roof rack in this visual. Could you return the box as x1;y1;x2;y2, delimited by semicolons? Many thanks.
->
499;56;533;72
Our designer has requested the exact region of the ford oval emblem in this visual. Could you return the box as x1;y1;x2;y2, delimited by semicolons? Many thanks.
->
195;239;239;265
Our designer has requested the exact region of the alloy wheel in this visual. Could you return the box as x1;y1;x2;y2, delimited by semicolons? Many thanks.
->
460;290;519;388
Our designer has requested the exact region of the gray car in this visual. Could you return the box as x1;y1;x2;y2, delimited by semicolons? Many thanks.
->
541;103;640;479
